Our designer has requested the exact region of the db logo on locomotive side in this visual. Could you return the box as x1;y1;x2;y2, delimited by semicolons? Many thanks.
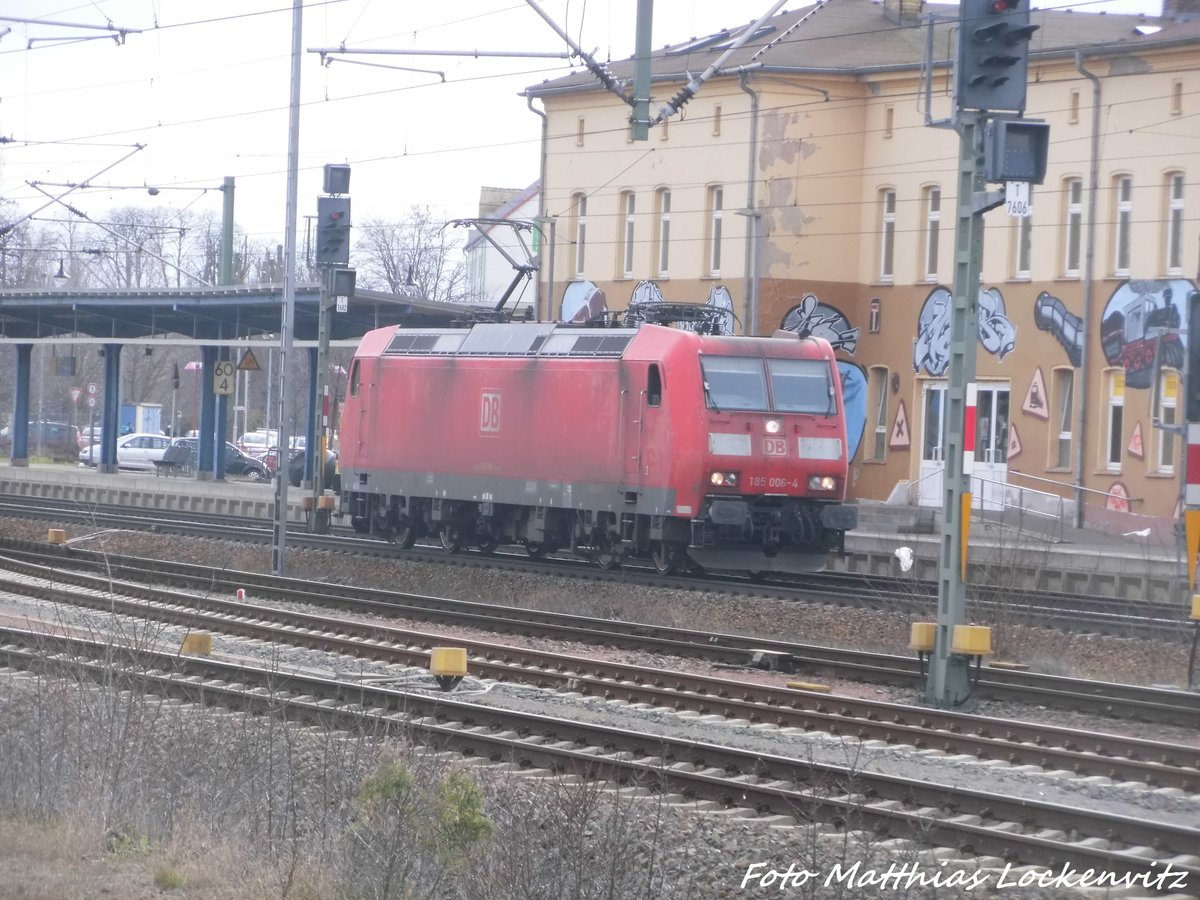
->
763;437;788;456
480;391;501;434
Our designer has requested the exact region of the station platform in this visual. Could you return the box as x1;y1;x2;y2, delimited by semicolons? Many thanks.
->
0;462;312;523
839;501;1188;606
0;463;1189;605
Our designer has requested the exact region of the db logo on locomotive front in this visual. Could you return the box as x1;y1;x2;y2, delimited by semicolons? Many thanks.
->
480;391;501;434
763;437;787;456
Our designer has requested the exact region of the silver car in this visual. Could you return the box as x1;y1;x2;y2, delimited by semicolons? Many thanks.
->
79;432;172;471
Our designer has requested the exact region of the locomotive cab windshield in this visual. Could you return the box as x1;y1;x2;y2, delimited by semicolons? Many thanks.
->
700;355;834;414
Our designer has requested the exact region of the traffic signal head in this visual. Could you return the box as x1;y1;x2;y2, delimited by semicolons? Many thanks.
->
315;195;351;267
984;119;1050;184
956;0;1040;113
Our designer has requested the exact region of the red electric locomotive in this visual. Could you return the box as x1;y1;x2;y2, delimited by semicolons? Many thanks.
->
338;322;857;574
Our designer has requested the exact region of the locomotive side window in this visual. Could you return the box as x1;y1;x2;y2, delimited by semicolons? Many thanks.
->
701;357;769;411
348;360;361;397
769;358;834;414
647;365;662;406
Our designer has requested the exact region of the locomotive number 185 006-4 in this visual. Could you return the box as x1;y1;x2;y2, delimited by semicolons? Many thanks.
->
747;476;802;489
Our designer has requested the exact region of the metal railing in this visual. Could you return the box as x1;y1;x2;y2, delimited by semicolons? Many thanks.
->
1007;468;1142;508
968;473;1068;543
904;466;945;506
901;468;1069;543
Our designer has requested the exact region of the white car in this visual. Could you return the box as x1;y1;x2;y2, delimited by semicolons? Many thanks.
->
79;432;172;471
238;430;305;458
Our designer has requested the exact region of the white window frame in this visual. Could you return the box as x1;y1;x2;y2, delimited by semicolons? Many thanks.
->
1105;369;1124;471
1064;178;1082;278
571;192;588;279
1113;175;1132;277
880;189;896;283
1014;213;1032;280
869;366;889;461
1166;172;1184;276
1052;367;1073;470
1157;369;1178;474
922;186;940;282
620;191;636;279
708;185;724;276
655;188;671;277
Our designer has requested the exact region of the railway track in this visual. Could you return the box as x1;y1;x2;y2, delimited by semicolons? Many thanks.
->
0;498;1193;641
2;623;1197;892
2;548;1199;787
4;540;1198;727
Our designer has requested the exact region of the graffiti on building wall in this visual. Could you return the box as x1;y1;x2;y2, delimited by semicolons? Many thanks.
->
706;285;735;335
838;362;866;462
561;281;608;323
979;289;1016;360
1099;279;1191;390
780;293;860;353
630;280;664;306
912;287;1016;376
1033;291;1084;367
626;280;736;334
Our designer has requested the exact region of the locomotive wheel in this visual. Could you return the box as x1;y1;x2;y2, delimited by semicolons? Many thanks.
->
350;516;371;535
650;543;677;575
439;525;463;553
395;519;417;549
596;549;622;570
477;535;499;554
593;537;622;571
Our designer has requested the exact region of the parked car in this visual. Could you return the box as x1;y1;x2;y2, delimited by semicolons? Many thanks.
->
0;420;82;461
78;432;171;470
169;438;270;481
238;430;305;457
288;448;339;491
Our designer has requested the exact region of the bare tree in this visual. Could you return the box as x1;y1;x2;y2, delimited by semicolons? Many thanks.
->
355;208;467;303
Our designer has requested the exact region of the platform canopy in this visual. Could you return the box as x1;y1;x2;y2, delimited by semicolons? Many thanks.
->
0;283;490;342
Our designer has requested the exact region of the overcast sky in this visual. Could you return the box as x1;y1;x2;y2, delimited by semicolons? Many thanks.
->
0;0;1163;251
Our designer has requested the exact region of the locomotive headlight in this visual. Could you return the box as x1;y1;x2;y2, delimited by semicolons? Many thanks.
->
809;475;837;491
764;418;782;434
710;471;740;487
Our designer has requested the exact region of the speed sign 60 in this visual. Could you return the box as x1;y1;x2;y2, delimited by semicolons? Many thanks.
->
213;361;236;396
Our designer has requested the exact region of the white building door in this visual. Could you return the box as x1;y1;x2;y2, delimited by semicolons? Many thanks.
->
917;383;946;507
972;384;1010;511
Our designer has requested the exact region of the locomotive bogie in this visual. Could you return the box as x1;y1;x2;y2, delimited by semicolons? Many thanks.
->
338;322;857;574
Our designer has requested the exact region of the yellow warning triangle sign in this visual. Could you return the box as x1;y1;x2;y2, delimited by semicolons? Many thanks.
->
238;349;262;372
